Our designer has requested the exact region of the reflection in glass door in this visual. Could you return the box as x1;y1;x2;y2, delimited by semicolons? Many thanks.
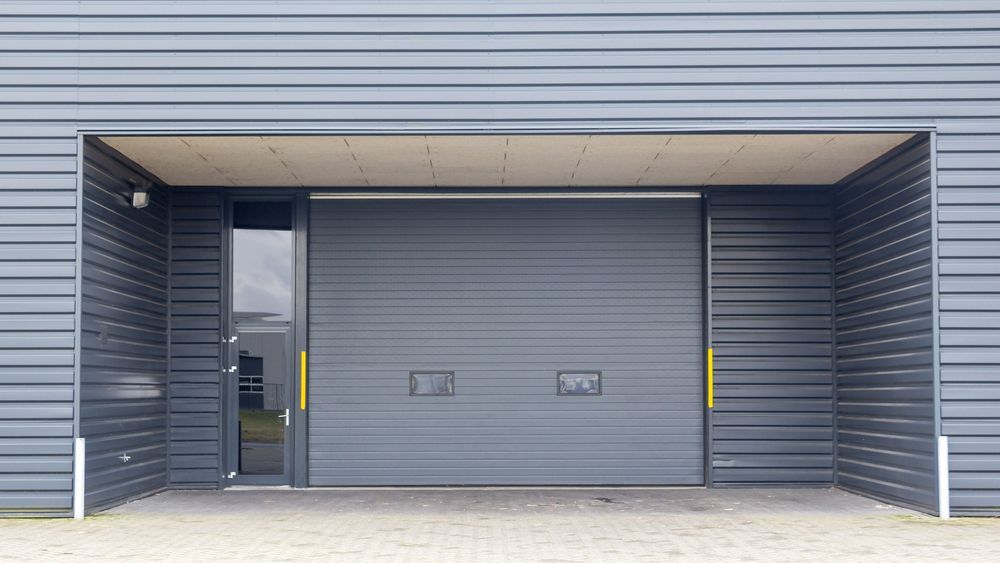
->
230;201;294;482
236;328;291;475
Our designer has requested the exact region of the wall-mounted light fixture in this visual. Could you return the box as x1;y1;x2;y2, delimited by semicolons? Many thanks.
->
128;179;151;209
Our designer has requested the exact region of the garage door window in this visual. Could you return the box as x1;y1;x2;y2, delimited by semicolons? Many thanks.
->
410;372;455;396
557;372;601;395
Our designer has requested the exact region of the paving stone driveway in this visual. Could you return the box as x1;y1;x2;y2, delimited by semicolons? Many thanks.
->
1;487;998;562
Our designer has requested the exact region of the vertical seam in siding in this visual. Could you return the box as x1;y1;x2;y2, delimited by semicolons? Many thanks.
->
829;187;839;486
293;193;310;488
71;133;85;519
929;131;944;512
218;191;228;489
703;193;714;487
165;187;173;487
72;134;84;447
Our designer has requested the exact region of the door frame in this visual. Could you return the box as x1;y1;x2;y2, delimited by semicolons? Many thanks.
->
221;191;309;487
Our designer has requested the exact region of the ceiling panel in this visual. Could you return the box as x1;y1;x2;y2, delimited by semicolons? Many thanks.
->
100;133;916;188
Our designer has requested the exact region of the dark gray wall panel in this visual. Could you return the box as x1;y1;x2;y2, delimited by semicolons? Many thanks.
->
0;123;77;514
938;131;1000;515
80;139;168;511
167;190;222;488
308;200;703;485
833;137;937;511
710;189;835;485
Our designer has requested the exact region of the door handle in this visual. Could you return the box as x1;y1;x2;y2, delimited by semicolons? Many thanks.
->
278;408;289;427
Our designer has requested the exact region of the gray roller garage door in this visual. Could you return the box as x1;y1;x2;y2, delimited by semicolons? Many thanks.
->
308;199;704;485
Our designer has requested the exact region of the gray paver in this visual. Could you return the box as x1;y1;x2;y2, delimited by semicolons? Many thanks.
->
1;488;998;562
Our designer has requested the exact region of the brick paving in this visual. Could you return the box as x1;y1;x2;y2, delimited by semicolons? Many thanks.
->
1;487;998;562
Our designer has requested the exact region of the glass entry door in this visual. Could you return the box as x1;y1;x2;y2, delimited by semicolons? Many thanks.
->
227;200;295;485
235;327;292;477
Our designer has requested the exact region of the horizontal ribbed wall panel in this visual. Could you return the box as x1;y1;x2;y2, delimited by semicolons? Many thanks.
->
80;139;168;512
710;190;835;485
308;200;703;486
0;120;77;513
833;137;937;512
0;3;997;130
168;189;222;488
938;130;1000;514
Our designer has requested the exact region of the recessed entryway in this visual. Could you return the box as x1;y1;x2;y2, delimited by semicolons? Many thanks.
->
75;131;941;516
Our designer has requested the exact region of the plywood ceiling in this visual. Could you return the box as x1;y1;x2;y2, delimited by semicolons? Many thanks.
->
101;133;915;188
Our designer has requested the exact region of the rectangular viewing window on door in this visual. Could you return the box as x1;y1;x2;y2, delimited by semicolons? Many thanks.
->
558;372;601;395
410;372;455;396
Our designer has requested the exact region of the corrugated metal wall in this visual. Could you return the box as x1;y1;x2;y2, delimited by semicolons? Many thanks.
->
709;190;835;486
0;123;77;514
167;190;223;488
938;130;1000;515
0;1;990;132
80;139;168;511
833;138;937;512
0;0;998;513
308;200;704;485
11;1;992;130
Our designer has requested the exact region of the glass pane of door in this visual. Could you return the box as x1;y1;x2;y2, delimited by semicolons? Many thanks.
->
231;201;294;479
237;329;290;475
232;201;294;325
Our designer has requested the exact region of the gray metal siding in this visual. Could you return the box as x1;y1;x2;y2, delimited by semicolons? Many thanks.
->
709;190;835;485
167;189;222;488
308;200;703;485
80;139;168;511
938;129;1000;515
833;138;937;511
0;2;991;131
0;124;77;514
0;0;998;513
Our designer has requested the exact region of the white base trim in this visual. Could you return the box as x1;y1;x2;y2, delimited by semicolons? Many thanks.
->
938;435;950;519
73;438;85;520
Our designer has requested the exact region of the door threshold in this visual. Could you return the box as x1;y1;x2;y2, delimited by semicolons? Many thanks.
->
223;485;703;492
226;485;294;491
313;485;702;491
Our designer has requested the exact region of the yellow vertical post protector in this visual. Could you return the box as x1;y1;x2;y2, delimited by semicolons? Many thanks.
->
707;347;714;409
300;350;307;410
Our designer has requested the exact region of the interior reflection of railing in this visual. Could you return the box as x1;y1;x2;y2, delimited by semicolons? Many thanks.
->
239;374;264;394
